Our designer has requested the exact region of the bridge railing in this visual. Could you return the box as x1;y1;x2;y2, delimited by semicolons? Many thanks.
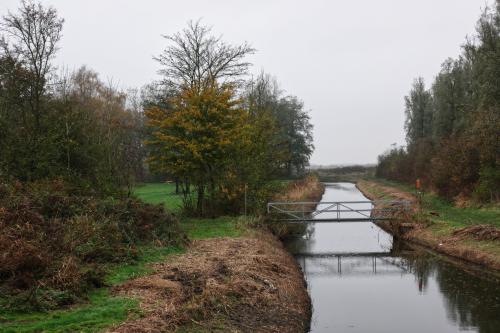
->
267;200;411;222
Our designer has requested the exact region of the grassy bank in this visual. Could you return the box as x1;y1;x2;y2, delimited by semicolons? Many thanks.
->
357;178;500;270
0;217;249;333
110;180;312;332
0;245;184;333
1;179;313;332
0;182;238;333
0;179;186;333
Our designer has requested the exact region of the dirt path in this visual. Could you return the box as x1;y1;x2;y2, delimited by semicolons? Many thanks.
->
108;231;310;333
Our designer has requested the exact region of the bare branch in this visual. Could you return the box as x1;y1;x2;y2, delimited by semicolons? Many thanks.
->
155;19;255;92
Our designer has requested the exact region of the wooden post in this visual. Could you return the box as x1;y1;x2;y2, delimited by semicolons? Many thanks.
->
244;184;247;216
415;178;423;212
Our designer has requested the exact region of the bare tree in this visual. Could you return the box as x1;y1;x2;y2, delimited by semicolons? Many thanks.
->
244;71;281;115
155;20;255;92
0;0;63;133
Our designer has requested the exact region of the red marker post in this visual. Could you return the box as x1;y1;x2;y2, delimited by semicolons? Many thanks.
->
415;178;422;206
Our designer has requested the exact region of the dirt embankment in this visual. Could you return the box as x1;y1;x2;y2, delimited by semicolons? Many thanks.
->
108;231;310;333
357;180;500;271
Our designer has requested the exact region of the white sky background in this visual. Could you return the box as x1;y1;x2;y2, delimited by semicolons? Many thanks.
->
0;0;488;165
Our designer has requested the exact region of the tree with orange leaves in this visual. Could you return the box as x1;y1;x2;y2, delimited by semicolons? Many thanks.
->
146;83;249;216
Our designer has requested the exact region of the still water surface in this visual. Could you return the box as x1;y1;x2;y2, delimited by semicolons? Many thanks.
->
286;183;500;333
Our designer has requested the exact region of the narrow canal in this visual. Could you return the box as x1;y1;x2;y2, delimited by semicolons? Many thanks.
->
286;182;500;333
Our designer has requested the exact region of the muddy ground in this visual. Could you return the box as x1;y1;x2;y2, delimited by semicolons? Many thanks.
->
108;231;310;333
357;180;500;271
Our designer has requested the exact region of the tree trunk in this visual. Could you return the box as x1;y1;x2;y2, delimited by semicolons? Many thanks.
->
196;184;204;216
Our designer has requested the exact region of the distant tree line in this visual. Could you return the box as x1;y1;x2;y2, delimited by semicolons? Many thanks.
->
311;165;375;182
376;2;500;202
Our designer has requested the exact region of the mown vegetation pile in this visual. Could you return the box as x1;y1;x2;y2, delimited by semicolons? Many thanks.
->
111;234;310;333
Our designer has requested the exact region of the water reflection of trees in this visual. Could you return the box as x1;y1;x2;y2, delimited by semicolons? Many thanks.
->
400;250;500;333
395;245;433;293
293;239;500;332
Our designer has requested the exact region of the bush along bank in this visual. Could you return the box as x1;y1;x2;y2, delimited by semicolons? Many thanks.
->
0;179;186;313
357;179;500;271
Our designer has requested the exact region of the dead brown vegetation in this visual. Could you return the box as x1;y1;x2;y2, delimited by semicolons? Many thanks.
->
110;232;310;333
0;179;184;311
274;175;324;204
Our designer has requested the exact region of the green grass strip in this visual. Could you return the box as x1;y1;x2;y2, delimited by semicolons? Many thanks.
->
0;246;184;333
372;177;500;229
132;182;183;212
181;216;244;239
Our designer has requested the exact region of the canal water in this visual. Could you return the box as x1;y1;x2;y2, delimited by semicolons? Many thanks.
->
286;182;500;333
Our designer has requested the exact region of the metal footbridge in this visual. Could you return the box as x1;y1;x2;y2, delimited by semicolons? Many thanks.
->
267;200;410;222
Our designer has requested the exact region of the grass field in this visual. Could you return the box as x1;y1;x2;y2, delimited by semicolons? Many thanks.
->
133;182;184;212
134;183;243;239
0;290;138;333
181;216;244;239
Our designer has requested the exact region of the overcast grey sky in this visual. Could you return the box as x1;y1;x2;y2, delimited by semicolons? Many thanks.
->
0;0;489;165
